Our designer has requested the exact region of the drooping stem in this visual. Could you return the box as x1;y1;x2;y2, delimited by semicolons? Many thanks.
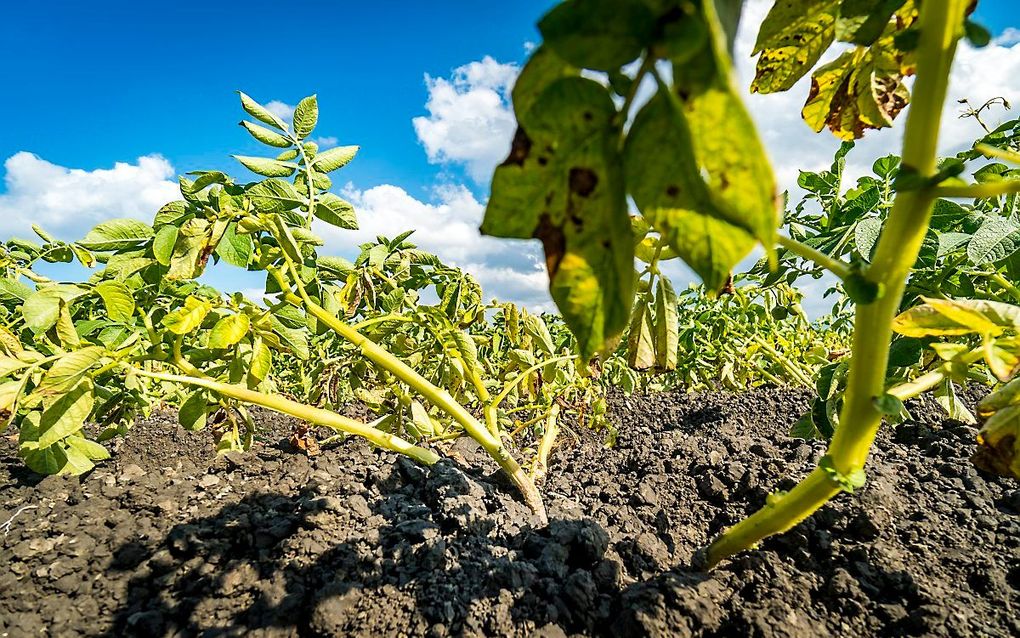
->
704;0;967;569
270;257;548;522
131;367;440;465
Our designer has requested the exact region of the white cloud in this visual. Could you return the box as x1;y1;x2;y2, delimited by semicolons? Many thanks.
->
995;27;1020;47
264;100;295;123
312;136;338;148
0;152;179;239
327;182;552;309
412;56;519;183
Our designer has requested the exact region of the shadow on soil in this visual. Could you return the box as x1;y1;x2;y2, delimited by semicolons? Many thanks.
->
103;459;678;637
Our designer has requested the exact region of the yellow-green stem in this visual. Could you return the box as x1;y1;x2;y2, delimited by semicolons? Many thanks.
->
132;367;440;465
533;403;560;481
704;0;966;568
270;257;547;521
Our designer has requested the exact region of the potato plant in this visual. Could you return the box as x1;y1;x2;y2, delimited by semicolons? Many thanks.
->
486;0;1011;567
0;94;627;522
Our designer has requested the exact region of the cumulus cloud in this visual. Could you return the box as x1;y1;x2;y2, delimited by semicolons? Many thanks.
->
326;182;553;309
264;100;295;123
0;152;179;239
412;56;519;183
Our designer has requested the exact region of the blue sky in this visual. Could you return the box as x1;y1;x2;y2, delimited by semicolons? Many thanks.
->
1;1;1018;313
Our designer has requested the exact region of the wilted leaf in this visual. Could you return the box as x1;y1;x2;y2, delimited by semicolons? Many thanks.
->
751;0;838;93
162;296;213;334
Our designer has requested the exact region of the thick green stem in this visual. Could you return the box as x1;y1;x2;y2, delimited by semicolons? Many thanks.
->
704;0;966;568
132;367;440;465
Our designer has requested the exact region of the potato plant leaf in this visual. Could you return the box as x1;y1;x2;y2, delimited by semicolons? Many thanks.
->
293;95;318;139
482;77;633;358
751;0;838;94
95;280;135;323
78;219;154;252
233;155;298;178
209;313;250;349
315;193;359;229
313;145;359;173
537;0;654;71
162;296;213;334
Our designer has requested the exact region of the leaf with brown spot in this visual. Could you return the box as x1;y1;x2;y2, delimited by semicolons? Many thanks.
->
482;77;632;358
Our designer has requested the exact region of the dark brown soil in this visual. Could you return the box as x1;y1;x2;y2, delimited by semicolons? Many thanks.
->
1;387;1018;637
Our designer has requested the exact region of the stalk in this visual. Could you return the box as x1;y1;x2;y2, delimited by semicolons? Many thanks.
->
703;0;967;568
131;367;440;465
533;403;561;481
269;255;547;521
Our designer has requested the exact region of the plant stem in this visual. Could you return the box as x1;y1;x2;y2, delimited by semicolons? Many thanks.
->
533;403;560;481
271;256;547;522
703;0;967;569
777;235;851;280
933;181;1020;198
887;350;983;401
131;367;440;465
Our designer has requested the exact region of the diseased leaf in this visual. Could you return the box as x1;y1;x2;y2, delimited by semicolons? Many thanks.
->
751;0;839;93
625;94;756;292
653;275;679;371
893;297;1020;338
34;347;105;397
836;0;907;45
481;77;633;358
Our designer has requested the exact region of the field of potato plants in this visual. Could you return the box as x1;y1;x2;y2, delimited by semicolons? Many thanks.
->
2;0;1019;636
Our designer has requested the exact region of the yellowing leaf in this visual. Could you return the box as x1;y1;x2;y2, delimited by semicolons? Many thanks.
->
208;313;250;349
95;280;135;323
162;296;213;334
751;0;839;93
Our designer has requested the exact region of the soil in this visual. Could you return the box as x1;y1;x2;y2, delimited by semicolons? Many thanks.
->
1;387;1018;638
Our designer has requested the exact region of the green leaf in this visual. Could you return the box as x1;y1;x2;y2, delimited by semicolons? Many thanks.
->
967;217;1020;265
240;120;293;148
78;219;154;251
624;94;754;292
154;201;190;226
293;95;318;139
248;337;272;385
854;217;882;260
270;317;309;360
65;435;110;461
233;155;298;178
409;401;436;437
37;380;95;448
95;280;135;323
246;179;304;213
214;222;253;268
653;275;679;371
34;347;105;396
626;297;655;370
22;285;84;333
751;0;838;93
538;0;655;71
313;145;359;173
0;277;33;304
208;313;250;349
179;391;208;431
314;193;359;229
152;224;179;266
481;77;633;358
873;392;905;416
238;91;287;131
162;296;213;334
